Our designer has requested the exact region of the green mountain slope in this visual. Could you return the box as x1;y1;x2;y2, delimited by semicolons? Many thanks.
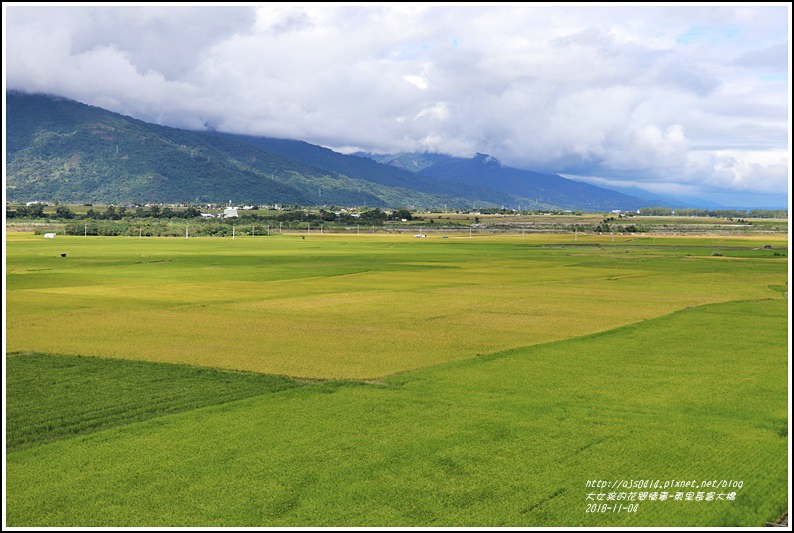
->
7;92;647;210
5;93;445;207
218;133;550;208
362;151;647;211
7;93;304;204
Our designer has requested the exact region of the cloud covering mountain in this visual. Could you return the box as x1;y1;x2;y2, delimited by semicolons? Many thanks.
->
4;4;789;207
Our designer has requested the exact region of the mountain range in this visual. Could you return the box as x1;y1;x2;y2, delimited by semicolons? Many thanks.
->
7;92;652;210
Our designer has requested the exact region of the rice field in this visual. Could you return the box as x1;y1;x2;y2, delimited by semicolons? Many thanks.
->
4;231;789;526
6;353;303;452
5;232;787;379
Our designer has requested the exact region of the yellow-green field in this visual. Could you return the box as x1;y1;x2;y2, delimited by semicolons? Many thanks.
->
5;230;789;527
6;232;787;379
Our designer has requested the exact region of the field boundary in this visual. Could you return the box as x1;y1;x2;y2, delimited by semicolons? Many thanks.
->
377;296;787;384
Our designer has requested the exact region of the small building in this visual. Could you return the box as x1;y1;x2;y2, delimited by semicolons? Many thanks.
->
200;213;215;219
223;207;239;218
43;233;56;238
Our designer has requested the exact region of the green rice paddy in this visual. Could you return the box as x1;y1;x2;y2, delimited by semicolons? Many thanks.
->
4;231;789;526
5;232;787;379
6;353;303;452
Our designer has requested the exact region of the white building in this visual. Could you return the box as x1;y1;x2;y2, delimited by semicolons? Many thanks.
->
223;207;239;218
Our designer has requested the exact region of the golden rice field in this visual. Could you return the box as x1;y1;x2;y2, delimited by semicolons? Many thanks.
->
6;232;787;379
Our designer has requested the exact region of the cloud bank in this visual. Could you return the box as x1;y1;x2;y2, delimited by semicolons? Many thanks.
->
5;4;790;206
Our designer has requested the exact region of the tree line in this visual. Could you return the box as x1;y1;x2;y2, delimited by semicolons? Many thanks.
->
6;204;203;220
638;207;787;218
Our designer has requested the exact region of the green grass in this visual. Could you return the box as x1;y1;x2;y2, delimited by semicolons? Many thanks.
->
5;299;788;526
5;232;788;379
5;353;303;452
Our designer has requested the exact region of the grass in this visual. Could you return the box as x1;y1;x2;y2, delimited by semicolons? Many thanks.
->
5;299;788;526
5;232;788;379
5;353;303;452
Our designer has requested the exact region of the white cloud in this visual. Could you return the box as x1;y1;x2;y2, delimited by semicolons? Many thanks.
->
4;4;790;205
403;75;428;90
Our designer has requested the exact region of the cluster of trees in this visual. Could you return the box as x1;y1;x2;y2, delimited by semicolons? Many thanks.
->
61;221;278;237
639;207;787;218
747;209;788;218
84;205;204;220
387;209;413;221
477;208;517;215
6;203;47;219
6;204;205;220
589;222;642;233
269;208;391;225
470;208;585;215
8;203;418;226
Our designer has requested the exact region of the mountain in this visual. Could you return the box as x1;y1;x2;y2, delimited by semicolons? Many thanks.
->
355;151;452;173
360;152;646;211
5;92;537;208
7;91;647;211
574;182;724;210
213;134;538;208
6;92;425;206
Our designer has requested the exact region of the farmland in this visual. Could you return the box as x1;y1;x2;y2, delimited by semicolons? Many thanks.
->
6;232;787;379
4;231;789;526
6;353;304;452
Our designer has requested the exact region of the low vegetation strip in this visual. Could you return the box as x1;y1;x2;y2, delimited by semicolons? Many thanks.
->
6;299;788;526
5;353;304;452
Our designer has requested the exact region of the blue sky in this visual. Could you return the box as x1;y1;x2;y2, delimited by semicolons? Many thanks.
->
4;4;791;207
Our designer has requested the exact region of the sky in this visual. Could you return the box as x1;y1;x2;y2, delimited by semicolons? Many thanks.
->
3;3;791;208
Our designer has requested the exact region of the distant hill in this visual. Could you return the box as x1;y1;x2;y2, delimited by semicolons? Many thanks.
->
573;181;725;210
7;91;647;211
215;134;537;208
6;92;435;206
360;152;646;211
4;92;534;207
355;151;453;173
7;92;302;205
